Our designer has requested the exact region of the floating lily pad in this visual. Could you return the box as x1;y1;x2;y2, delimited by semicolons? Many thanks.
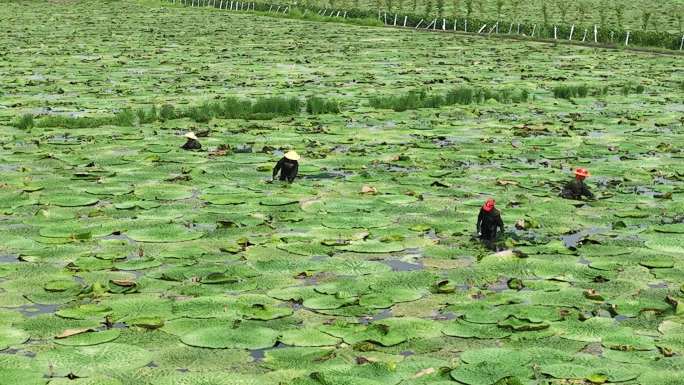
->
126;225;204;243
180;324;279;349
55;329;120;346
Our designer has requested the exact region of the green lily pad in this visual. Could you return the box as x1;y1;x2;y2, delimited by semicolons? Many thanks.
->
55;329;121;346
180;324;279;349
126;225;204;243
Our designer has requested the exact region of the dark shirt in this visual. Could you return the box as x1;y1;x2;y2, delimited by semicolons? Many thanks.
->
181;139;201;150
477;208;504;241
561;179;593;200
273;157;298;183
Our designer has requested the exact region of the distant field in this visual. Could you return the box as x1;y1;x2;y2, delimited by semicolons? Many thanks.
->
307;0;684;33
1;1;684;385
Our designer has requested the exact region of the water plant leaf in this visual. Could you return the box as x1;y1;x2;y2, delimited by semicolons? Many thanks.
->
126;225;204;243
180;324;279;349
54;329;121;346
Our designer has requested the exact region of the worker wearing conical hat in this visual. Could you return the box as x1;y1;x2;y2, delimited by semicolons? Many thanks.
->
273;151;300;183
477;199;504;247
561;168;594;200
181;132;201;150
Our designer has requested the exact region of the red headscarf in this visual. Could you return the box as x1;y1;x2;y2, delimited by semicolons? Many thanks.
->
482;199;495;212
575;168;590;180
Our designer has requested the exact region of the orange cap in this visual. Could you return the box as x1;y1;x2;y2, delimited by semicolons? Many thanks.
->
575;168;590;178
483;199;495;212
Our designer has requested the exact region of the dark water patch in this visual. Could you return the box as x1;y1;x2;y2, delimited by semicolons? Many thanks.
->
425;229;439;241
634;186;657;197
653;176;673;185
0;348;35;358
433;311;457;321
382;259;423;272
145;362;158;368
358;308;393;325
402;248;422;256
101;233;137;244
14;303;59;317
614;315;631;322
304;170;353;180
580;342;603;356
648;282;668;289
177;368;189;373
0;255;19;263
562;227;610;248
278;300;303;311
487;277;509;293
400;351;414;357
111;322;128;329
578;256;591;265
331;145;349;153
250;342;290;362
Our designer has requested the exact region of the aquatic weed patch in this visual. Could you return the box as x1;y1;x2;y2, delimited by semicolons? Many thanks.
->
0;0;683;384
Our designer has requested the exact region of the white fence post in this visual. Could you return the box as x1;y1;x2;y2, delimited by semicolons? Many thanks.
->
453;19;457;31
403;16;407;27
553;26;557;39
442;18;446;30
531;24;536;37
680;35;684;50
415;19;424;29
582;29;587;41
594;25;598;43
569;25;574;40
478;24;487;33
625;31;630;46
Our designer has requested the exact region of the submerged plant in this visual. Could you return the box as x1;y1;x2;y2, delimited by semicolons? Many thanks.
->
306;96;340;114
159;104;176;121
552;84;590;99
135;105;157;125
370;86;529;111
14;113;35;130
111;108;136;126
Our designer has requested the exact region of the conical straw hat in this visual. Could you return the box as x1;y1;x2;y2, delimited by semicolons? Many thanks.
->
284;151;300;161
184;132;198;140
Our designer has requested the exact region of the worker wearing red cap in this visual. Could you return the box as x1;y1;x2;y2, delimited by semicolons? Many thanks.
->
477;198;504;246
561;168;594;200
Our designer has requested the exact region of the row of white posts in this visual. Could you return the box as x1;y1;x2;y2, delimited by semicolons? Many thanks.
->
169;0;684;50
173;0;258;11
381;13;684;50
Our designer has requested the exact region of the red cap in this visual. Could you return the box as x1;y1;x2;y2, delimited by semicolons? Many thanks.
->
575;168;590;179
483;199;495;212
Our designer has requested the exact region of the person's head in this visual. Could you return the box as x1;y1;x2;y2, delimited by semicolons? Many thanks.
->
575;168;590;181
284;151;300;161
185;132;198;140
483;198;496;212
